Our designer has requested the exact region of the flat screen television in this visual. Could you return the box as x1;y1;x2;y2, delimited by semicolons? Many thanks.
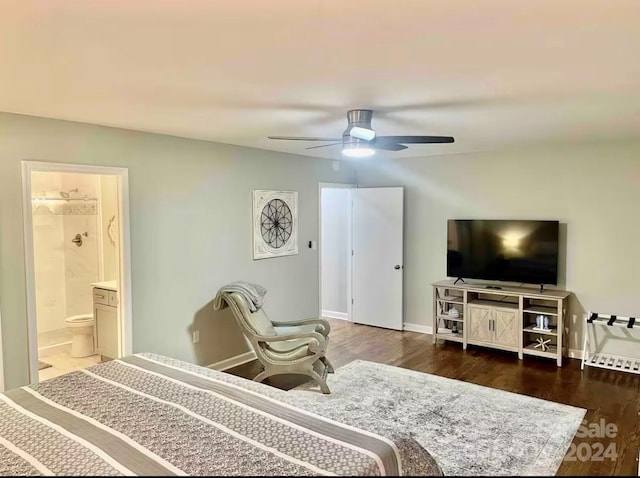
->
447;219;559;285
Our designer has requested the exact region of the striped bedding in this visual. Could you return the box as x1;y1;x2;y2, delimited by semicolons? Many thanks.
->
0;353;442;476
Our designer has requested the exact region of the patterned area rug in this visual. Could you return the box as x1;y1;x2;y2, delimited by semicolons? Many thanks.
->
38;361;52;370
289;360;585;476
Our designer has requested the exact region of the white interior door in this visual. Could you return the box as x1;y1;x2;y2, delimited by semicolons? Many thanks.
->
352;187;404;330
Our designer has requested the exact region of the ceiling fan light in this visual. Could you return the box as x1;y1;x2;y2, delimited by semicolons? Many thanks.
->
342;143;375;158
349;126;376;141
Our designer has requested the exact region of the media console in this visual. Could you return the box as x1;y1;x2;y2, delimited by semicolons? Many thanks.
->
432;280;572;366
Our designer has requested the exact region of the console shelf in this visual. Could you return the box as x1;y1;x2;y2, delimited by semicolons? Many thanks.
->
432;280;571;366
523;306;559;316
523;325;558;336
469;299;519;309
438;296;465;304
523;343;558;359
434;329;464;343
436;315;464;323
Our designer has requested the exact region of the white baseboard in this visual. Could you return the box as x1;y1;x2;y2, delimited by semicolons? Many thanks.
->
403;323;433;335
207;351;256;371
322;310;349;321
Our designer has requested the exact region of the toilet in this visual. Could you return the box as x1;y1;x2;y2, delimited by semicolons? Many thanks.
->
65;314;95;358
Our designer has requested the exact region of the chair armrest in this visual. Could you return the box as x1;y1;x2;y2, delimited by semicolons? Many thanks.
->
271;317;331;335
253;331;326;350
269;337;324;355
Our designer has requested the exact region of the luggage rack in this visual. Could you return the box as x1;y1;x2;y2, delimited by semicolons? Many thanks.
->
581;312;640;375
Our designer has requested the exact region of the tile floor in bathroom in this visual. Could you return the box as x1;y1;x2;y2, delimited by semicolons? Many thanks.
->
38;328;103;382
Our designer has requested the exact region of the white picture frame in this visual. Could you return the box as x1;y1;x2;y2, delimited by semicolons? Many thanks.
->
253;190;298;260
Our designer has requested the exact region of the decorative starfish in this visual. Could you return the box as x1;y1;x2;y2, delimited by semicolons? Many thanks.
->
534;337;552;352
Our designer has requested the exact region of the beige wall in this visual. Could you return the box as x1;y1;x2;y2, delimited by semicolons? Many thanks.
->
0;112;355;390
356;141;640;353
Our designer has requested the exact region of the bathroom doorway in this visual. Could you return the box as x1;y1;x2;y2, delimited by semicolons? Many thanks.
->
319;183;355;322
21;161;132;384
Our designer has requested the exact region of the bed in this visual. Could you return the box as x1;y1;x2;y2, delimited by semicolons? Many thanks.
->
0;353;442;476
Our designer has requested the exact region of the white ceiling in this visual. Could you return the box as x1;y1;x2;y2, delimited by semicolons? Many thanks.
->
1;0;639;160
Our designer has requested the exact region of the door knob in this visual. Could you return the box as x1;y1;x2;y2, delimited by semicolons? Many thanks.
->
71;234;83;247
394;265;401;270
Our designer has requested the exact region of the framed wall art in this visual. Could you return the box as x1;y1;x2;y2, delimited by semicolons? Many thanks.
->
253;190;298;259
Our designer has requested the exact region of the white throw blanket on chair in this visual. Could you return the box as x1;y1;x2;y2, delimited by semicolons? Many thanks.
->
213;281;267;312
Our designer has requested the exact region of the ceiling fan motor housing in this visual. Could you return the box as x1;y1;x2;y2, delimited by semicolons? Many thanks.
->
343;109;374;144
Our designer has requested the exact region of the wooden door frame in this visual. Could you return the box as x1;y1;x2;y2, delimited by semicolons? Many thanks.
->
20;161;133;384
318;182;355;322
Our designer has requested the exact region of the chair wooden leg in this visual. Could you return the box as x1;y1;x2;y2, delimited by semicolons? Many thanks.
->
254;370;275;383
321;357;334;374
307;370;331;394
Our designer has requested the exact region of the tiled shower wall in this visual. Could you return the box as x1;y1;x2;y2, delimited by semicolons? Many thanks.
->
32;172;101;334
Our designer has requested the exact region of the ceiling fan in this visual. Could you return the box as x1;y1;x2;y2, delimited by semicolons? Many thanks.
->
268;109;454;158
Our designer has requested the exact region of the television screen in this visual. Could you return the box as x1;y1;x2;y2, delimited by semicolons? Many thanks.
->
447;220;559;285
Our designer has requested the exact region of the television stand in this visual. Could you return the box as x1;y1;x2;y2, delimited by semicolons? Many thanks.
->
454;277;466;285
432;280;572;367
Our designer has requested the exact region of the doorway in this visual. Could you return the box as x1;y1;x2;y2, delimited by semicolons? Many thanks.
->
21;161;132;384
319;183;354;322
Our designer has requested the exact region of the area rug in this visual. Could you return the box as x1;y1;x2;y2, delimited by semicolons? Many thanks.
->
289;360;585;476
38;360;52;370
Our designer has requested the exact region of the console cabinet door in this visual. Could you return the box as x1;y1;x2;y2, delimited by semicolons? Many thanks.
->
467;305;492;344
493;308;519;348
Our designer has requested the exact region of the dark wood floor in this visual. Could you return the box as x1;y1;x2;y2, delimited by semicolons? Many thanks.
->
227;319;640;476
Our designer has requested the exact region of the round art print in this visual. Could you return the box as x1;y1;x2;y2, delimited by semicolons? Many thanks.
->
253;190;298;260
260;198;293;249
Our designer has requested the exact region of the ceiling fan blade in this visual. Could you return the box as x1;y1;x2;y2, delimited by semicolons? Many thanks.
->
374;143;408;151
268;136;343;141
305;142;344;150
376;135;455;144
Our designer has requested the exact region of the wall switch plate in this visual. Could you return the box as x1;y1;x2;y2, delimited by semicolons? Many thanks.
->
192;330;200;344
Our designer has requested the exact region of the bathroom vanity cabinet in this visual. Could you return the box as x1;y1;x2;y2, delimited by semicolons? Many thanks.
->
92;281;120;360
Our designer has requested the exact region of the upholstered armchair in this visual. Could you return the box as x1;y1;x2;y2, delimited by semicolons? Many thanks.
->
221;292;334;394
